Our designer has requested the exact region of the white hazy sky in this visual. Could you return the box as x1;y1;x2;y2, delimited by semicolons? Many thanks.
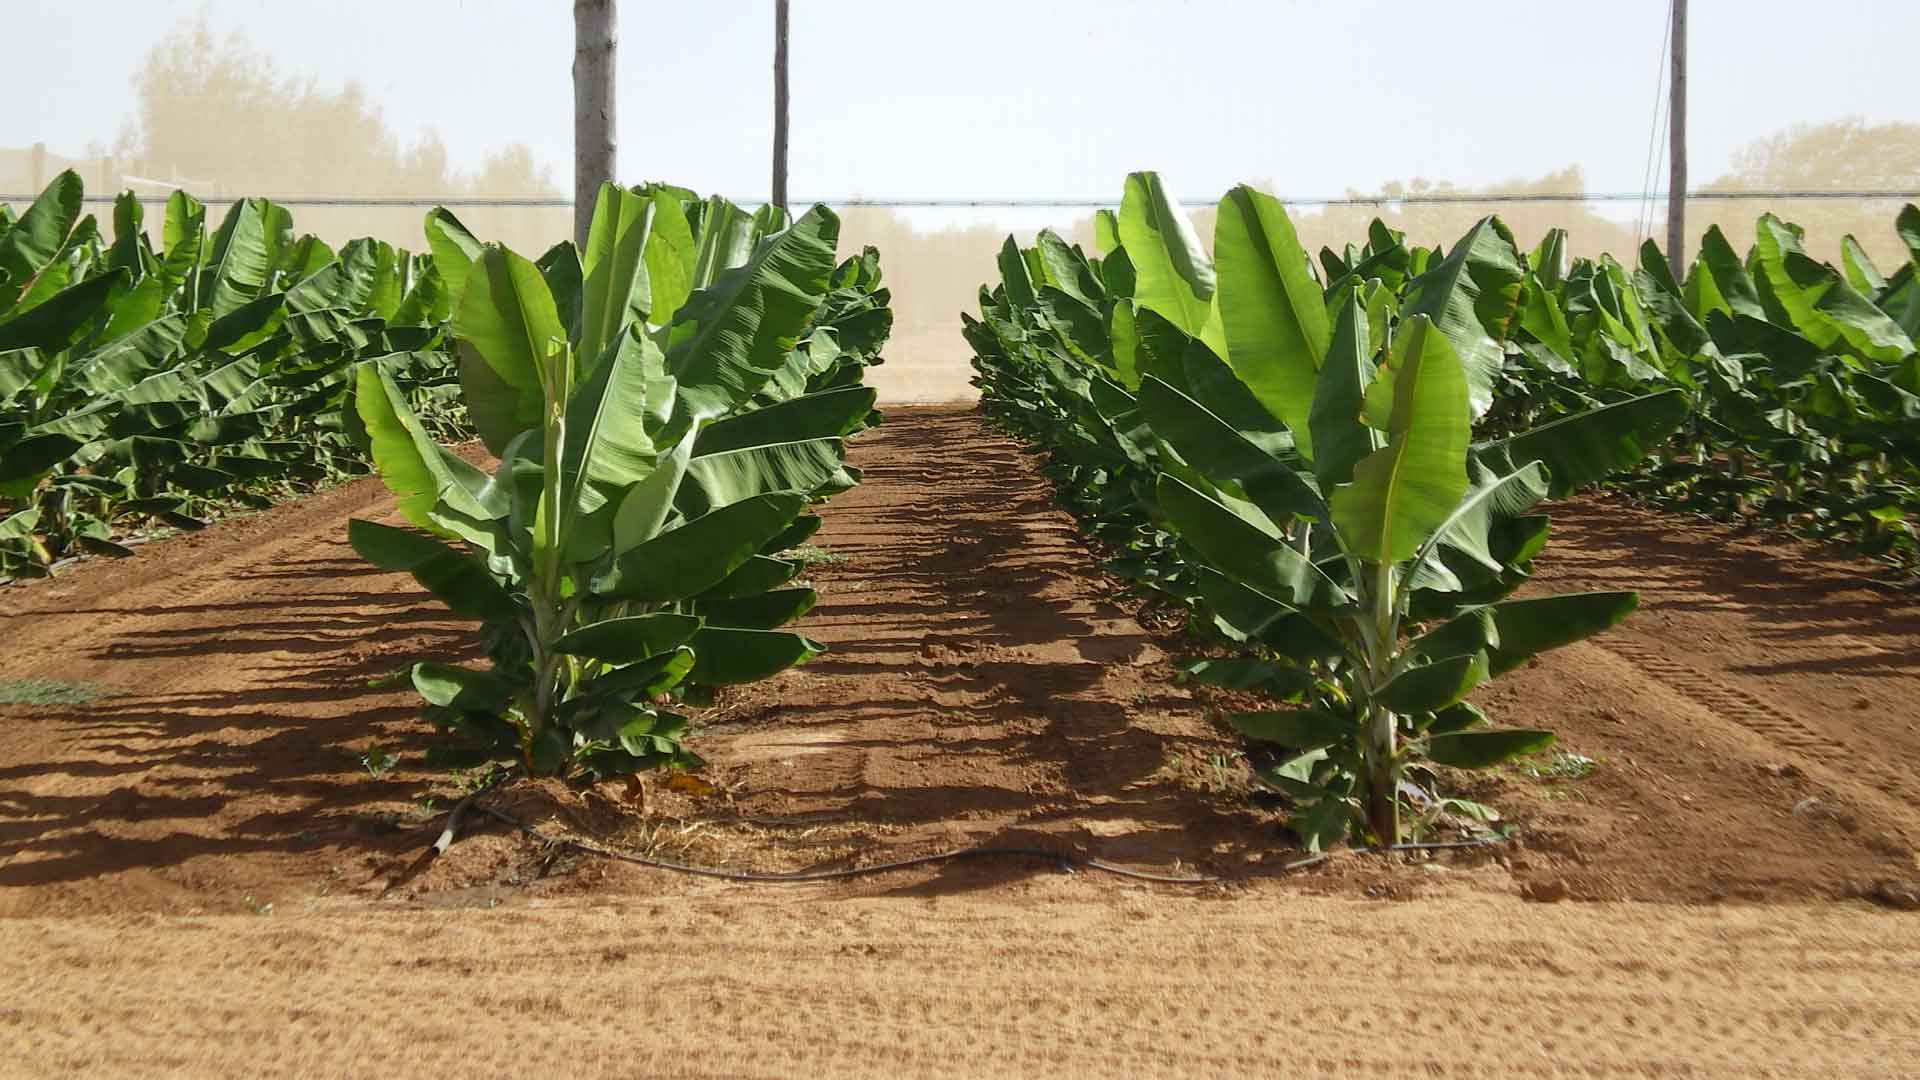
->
6;0;1916;204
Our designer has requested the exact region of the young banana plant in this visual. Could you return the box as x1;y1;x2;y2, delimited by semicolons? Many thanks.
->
1134;185;1686;847
348;183;877;778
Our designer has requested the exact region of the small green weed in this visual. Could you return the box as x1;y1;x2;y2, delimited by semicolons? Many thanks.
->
365;667;413;689
1522;752;1599;782
360;747;400;778
0;678;118;706
1209;753;1233;791
242;894;274;916
784;545;849;567
453;763;511;796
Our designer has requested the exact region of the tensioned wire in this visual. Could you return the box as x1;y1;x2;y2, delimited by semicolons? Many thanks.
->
1632;0;1675;252
6;190;1918;209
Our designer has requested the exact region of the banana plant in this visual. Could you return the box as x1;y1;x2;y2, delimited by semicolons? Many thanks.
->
0;170;466;580
1495;204;1920;573
969;176;1687;847
1152;185;1687;846
349;183;880;778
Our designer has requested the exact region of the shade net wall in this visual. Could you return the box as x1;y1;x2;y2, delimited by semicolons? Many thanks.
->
6;2;1917;402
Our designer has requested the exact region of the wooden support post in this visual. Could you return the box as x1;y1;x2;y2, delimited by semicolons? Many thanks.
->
1666;0;1688;277
573;0;617;249
772;0;790;212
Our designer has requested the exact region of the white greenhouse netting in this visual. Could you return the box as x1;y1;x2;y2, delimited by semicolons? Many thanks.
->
7;0;1916;402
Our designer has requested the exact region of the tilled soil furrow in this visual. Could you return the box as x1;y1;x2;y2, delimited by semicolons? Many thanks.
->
5;899;1919;1078
1596;634;1920;808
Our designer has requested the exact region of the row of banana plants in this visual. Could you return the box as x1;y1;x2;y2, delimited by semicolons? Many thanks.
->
0;170;468;580
967;173;1685;848
1483;205;1920;570
350;182;890;779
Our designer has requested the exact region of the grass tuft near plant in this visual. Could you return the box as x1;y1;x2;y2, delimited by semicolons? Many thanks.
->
783;544;850;567
0;678;118;706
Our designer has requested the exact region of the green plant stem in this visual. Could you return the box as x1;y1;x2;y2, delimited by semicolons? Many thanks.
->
525;343;575;752
1362;560;1401;846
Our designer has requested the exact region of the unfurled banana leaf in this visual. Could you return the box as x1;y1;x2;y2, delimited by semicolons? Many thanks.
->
1119;171;1217;348
667;206;839;421
1215;184;1329;456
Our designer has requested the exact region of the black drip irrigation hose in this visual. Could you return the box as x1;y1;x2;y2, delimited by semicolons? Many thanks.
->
454;801;1510;887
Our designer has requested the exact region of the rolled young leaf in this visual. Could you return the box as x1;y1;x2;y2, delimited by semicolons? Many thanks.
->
578;182;660;367
1307;291;1381;492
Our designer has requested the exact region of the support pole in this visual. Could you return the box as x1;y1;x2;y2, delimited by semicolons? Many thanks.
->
1666;0;1687;277
573;0;617;249
772;0;790;212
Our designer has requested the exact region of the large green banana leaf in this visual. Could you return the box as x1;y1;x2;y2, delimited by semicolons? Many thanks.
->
666;206;839;421
1118;172;1223;353
1215;184;1330;456
0;170;85;308
452;245;565;452
1328;316;1470;564
1399;217;1524;419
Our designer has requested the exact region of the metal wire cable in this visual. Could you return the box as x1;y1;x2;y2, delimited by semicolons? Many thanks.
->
8;190;1919;210
1633;0;1675;250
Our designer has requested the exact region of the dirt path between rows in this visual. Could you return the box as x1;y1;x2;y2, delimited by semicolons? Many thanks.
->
3;405;1919;1075
6;896;1916;1078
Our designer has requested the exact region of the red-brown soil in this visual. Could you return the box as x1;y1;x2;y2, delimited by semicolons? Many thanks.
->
1477;499;1920;904
4;407;1920;908
7;897;1917;1078
3;406;1919;1075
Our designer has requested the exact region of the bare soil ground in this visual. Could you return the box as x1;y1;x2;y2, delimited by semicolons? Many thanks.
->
7;896;1917;1078
3;406;1919;1076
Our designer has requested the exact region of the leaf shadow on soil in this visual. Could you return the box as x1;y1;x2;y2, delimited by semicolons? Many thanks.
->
1541;500;1920;676
634;413;1294;897
0;557;475;889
